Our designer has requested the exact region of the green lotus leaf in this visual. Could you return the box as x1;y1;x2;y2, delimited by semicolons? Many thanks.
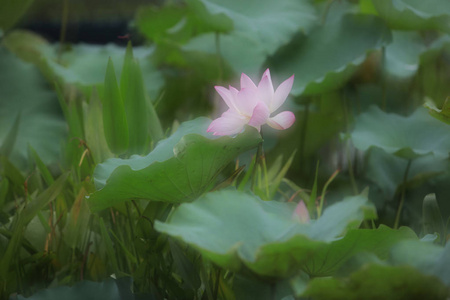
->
390;240;450;286
198;0;317;56
365;148;448;200
385;31;450;78
0;47;66;169
301;264;448;300
182;0;317;74
304;225;417;276
373;0;450;33
88;118;261;212
155;189;376;277
351;106;450;159
274;14;391;96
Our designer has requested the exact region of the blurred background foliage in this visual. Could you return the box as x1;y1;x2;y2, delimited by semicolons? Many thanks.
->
0;0;450;299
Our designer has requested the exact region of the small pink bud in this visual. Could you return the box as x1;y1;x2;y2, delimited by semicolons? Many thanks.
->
293;200;310;223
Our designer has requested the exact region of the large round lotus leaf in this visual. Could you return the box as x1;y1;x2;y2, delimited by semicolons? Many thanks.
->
183;31;267;75
301;264;449;300
182;0;316;74
274;14;391;96
351;106;450;159
88;118;262;212
373;0;450;33
385;31;450;78
0;47;66;169
365;148;448;200
390;240;450;286
198;0;317;56
303;225;417;276
155;189;376;277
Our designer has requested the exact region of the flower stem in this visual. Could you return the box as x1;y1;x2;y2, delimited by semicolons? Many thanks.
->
394;159;412;229
215;32;223;82
299;100;310;173
381;46;387;111
342;93;359;195
321;0;336;25
251;132;264;190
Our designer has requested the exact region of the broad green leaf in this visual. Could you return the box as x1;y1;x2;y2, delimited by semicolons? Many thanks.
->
373;0;450;33
199;0;317;56
233;275;294;300
385;31;426;78
304;225;417;276
365;148;448;200
0;47;66;169
309;193;377;240
155;189;375;277
136;0;233;44
390;240;450;286
183;31;267;74
2;30;53;65
432;243;450;286
88;118;262;211
136;5;187;44
351;106;450;159
0;0;34;31
16;278;134;300
93;118;213;189
183;0;317;74
186;0;234;34
301;264;448;300
385;31;450;78
425;97;450;125
359;0;377;15
102;58;129;155
274;14;391;96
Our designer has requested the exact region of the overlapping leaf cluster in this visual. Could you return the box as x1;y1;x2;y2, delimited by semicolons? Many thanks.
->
0;0;450;299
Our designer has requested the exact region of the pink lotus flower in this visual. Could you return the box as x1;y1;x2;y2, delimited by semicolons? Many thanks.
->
207;69;296;136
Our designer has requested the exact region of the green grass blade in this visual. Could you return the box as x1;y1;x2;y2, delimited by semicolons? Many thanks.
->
120;43;150;154
103;58;129;155
0;113;20;158
98;216;120;273
309;161;319;217
28;144;54;186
